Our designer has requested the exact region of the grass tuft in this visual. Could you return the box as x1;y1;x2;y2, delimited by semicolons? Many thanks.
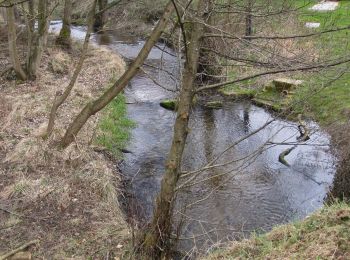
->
203;201;350;259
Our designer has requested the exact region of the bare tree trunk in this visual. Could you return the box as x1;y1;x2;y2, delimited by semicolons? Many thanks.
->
94;0;107;31
198;0;220;83
142;0;206;258
0;7;6;23
56;0;72;49
60;1;175;148
23;0;35;71
245;0;253;39
46;0;97;138
6;5;27;80
26;0;49;80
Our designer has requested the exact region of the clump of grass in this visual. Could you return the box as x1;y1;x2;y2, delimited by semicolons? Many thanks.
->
203;201;350;259
95;93;135;157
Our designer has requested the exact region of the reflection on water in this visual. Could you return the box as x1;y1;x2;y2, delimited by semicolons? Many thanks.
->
59;22;335;255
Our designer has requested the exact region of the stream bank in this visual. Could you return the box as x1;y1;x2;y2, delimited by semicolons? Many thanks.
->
48;21;338;257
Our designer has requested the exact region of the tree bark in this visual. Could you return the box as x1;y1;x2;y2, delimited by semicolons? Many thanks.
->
46;0;97;138
245;0;253;39
60;1;175;148
56;0;72;49
94;0;107;31
141;0;206;258
198;0;220;83
26;0;49;80
6;5;27;80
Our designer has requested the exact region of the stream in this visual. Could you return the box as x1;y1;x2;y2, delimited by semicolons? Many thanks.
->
50;22;336;256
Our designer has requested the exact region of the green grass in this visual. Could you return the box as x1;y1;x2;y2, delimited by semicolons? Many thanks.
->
221;0;350;124
95;93;135;157
204;202;350;260
290;0;350;124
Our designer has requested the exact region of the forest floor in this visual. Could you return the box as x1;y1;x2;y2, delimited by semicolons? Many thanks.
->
0;36;132;259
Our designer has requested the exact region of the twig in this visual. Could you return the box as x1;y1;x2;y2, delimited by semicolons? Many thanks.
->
0;240;39;260
0;206;24;218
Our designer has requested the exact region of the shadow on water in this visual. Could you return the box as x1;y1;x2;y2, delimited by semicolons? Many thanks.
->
51;22;336;256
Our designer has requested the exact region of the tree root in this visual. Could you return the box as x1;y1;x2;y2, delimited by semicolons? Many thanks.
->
0;240;39;260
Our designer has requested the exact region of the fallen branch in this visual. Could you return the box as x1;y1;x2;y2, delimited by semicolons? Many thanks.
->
297;114;310;142
0;206;24;218
278;145;296;167
0;240;39;260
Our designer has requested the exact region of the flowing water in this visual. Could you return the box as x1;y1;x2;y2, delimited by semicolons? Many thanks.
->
50;22;336;255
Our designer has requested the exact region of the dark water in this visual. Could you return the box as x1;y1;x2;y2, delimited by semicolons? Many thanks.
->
50;22;335;255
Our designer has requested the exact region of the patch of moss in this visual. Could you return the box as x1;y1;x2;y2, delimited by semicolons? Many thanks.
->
219;85;257;99
160;99;177;111
204;101;223;109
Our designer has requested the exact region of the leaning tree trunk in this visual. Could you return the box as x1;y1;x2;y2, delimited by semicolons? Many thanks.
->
26;0;49;80
142;0;207;258
56;0;72;49
6;6;27;80
46;0;97;137
60;1;175;148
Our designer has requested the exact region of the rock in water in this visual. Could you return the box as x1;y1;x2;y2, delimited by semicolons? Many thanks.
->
160;99;177;111
204;101;223;109
273;78;303;92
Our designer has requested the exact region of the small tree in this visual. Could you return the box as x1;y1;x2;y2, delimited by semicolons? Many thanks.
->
6;4;27;80
4;0;50;80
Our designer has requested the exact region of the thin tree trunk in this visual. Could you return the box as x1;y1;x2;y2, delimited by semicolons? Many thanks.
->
6;5;27;80
26;0;49;80
245;0;253;39
56;0;72;49
142;0;206;258
24;0;35;71
94;0;107;31
46;0;97;138
60;1;175;148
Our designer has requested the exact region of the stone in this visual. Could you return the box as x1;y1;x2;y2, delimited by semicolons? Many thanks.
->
273;78;303;92
160;99;177;111
309;1;339;11
305;22;320;28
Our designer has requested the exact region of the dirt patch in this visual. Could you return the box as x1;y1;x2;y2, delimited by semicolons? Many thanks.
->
0;38;130;258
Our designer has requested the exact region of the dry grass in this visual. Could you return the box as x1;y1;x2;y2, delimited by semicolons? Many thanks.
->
202;202;350;260
0;38;131;258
